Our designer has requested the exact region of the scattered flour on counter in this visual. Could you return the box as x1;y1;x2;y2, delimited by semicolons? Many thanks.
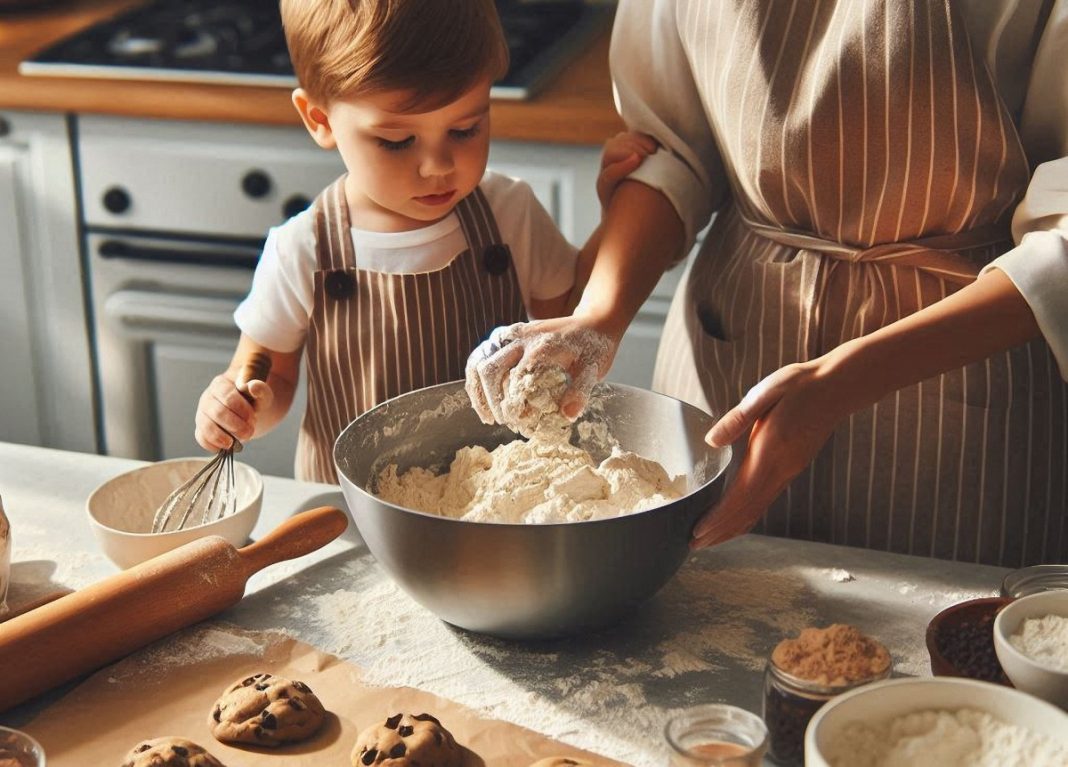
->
824;568;856;583
826;708;1068;767
105;624;281;685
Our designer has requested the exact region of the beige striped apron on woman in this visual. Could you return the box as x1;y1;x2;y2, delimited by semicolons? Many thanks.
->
653;0;1067;566
297;177;526;483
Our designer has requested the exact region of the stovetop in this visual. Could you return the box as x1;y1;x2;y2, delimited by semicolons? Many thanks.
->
19;0;609;100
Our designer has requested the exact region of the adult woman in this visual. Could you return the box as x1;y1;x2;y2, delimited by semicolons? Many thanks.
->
467;0;1067;567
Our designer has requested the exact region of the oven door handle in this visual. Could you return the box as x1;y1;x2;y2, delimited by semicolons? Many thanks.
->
98;239;260;270
103;290;241;338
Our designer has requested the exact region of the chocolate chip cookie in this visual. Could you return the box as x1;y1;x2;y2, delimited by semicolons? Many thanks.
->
351;712;462;766
120;737;225;767
209;672;326;747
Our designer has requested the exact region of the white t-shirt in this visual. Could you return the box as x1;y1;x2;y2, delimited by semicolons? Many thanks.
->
235;171;578;352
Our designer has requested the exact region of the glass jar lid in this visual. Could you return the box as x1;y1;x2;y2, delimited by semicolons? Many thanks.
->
1001;565;1068;598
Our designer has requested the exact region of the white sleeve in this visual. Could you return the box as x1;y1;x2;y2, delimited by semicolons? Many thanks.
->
233;210;317;353
978;4;1068;380
610;0;728;248
483;173;578;304
980;158;1068;380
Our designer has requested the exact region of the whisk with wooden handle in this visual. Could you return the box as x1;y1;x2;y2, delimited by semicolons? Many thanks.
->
151;352;272;533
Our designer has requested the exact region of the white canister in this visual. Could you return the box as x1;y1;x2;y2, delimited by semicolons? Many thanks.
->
0;494;10;614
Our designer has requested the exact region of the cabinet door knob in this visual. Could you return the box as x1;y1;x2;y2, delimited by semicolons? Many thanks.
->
102;186;131;214
242;170;272;199
283;194;311;219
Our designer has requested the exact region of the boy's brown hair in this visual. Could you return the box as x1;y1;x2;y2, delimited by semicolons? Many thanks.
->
280;0;509;110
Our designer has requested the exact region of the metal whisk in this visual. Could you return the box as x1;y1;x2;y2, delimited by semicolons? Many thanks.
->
151;352;271;533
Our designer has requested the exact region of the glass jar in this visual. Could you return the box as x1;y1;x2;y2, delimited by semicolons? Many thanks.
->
762;661;891;766
664;704;768;766
0;725;46;767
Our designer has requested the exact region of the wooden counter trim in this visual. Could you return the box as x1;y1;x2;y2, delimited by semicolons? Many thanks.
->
0;0;625;145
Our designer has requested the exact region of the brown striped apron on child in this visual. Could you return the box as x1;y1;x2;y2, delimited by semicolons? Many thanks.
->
297;177;526;483
652;0;1066;566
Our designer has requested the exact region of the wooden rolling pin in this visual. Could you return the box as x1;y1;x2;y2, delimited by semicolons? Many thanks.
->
0;505;347;713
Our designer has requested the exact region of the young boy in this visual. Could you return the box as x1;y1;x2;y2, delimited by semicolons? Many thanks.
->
194;0;651;483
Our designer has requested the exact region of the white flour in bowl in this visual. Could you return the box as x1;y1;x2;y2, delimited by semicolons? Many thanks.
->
826;708;1068;767
376;363;686;523
1009;615;1068;672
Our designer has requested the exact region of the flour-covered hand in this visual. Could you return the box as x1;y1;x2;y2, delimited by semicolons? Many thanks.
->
464;318;616;427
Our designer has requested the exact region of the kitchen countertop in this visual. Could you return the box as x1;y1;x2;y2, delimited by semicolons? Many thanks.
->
0;442;1009;765
0;0;624;145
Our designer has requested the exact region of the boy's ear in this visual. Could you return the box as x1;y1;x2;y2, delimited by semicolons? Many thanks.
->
292;88;336;149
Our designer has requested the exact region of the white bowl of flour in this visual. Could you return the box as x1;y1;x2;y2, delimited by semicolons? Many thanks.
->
805;677;1068;767
994;590;1068;709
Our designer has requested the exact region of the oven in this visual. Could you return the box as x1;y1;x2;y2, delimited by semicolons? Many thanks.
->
79;115;344;477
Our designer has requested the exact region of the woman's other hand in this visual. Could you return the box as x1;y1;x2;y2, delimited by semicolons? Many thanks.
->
465;317;616;426
690;359;853;549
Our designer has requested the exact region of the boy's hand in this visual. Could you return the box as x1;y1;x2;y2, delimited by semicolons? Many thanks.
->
194;373;274;452
597;131;658;209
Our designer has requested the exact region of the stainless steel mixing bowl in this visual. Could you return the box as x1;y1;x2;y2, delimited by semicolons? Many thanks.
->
334;381;731;639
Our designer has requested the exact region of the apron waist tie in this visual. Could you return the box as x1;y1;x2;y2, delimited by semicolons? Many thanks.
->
738;213;1011;285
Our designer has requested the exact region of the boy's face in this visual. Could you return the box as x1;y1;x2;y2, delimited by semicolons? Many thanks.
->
295;77;492;232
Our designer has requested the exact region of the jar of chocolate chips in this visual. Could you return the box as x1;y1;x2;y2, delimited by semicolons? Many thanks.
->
763;624;891;766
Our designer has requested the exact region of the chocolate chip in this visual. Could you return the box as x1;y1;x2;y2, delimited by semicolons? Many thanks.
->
240;676;258;687
361;747;378;765
261;711;278;729
254;726;265;739
135;744;151;753
433;730;442;745
412;713;441;725
288;698;306;710
292;680;312;693
255;683;270;691
172;746;188;757
213;706;221;722
385;713;403;729
398;725;413;737
390;743;407;758
277;688;290;698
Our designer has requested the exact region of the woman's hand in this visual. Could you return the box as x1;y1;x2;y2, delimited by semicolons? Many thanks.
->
465;316;617;426
194;372;274;452
690;358;855;549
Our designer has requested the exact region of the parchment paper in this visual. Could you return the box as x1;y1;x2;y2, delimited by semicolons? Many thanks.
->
20;622;625;767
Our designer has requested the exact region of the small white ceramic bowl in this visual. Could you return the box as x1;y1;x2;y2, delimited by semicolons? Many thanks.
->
805;677;1068;766
994;590;1068;708
87;457;263;569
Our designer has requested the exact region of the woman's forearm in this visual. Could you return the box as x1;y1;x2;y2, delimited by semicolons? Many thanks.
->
574;180;687;341
822;268;1043;413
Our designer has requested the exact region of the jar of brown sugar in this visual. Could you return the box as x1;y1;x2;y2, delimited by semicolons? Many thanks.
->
762;624;891;765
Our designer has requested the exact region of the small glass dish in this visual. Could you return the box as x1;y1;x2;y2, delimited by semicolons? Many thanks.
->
664;704;768;766
1001;564;1068;598
0;725;46;767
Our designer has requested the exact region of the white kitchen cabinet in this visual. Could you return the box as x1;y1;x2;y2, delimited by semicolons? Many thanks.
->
0;111;95;452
